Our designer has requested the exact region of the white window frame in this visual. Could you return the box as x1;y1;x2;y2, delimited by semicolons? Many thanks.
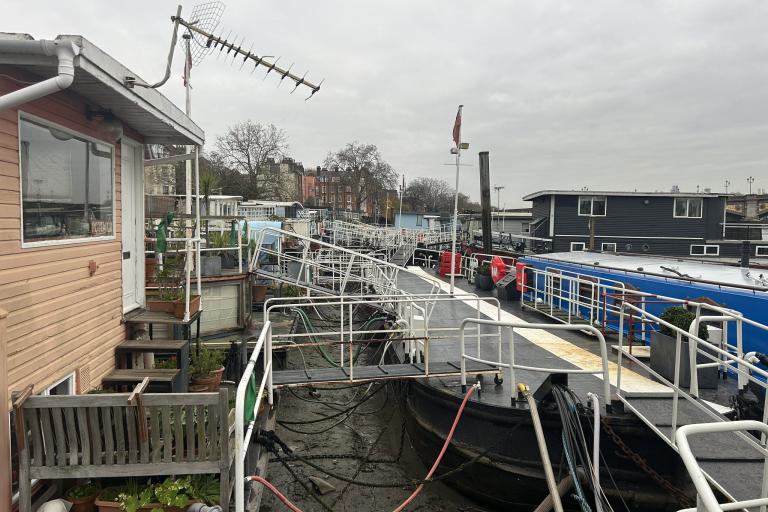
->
690;244;719;256
601;242;617;252
577;195;607;217
673;197;703;219
756;246;768;256
18;112;116;249
570;242;586;251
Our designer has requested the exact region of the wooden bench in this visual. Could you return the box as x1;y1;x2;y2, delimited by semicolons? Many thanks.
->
15;389;233;512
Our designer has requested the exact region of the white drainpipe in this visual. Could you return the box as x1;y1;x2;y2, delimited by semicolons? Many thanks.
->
0;39;80;110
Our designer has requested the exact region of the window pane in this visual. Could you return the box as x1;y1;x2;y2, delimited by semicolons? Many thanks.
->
674;199;687;217
592;197;606;216
579;197;592;215
691;245;704;255
706;245;718;255
20;119;113;243
688;198;703;217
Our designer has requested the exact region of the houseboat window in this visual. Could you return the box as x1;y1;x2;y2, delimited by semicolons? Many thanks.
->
601;242;617;252
416;215;423;226
570;241;586;251
756;246;768;256
20;118;114;245
674;197;703;218
690;244;719;256
578;196;607;216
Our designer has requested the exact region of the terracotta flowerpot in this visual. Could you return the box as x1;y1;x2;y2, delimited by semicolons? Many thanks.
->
191;366;225;391
94;488;122;512
68;494;98;512
145;258;157;284
252;284;268;303
172;294;201;319
189;384;209;393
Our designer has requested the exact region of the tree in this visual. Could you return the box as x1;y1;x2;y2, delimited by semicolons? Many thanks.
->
215;121;289;199
405;177;453;212
323;142;398;211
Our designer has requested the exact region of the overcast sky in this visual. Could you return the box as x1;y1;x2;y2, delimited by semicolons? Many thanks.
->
6;0;768;206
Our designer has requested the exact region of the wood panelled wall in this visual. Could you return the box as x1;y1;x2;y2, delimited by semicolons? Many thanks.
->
0;65;134;398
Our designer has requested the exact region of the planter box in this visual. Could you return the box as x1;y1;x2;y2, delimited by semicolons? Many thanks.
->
172;294;201;319
95;490;199;512
475;273;494;291
649;331;718;388
252;284;268;303
202;255;222;276
147;299;176;314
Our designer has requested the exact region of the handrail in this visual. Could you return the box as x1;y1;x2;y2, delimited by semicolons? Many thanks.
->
458;318;612;410
675;421;768;512
234;321;273;512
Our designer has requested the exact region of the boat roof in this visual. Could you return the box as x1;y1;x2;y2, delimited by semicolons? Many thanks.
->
524;251;768;291
0;33;204;145
523;190;725;200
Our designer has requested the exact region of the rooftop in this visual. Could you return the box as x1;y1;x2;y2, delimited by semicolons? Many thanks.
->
0;33;204;145
523;190;725;200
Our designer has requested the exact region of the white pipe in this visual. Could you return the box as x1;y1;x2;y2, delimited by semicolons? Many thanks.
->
0;39;80;110
587;392;603;512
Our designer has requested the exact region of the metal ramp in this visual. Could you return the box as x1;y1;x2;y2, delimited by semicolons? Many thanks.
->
271;360;497;387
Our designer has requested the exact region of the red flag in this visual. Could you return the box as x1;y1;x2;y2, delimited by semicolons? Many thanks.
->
452;104;463;147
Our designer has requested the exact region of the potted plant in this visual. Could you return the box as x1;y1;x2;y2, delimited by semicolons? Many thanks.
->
649;306;717;388
147;267;183;314
66;482;100;512
475;261;494;291
209;231;236;270
172;290;201;320
190;345;226;391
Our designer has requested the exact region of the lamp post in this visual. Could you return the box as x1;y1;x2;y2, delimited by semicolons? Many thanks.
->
748;176;755;195
493;185;505;240
725;179;730;194
450;106;465;295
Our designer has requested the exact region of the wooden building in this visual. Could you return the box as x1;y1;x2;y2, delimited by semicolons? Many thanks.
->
0;33;203;508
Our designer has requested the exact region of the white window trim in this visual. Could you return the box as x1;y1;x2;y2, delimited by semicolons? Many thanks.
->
673;197;704;219
41;372;76;395
756;246;768;256
577;195;607;217
601;242;617;252
18;112;116;249
690;244;719;256
570;242;586;251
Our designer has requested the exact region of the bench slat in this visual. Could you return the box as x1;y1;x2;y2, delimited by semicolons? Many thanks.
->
139;406;150;464
28;409;43;467
76;408;89;466
40;409;55;467
63;408;78;466
185;405;195;463
87;408;102;465
150;407;161;463
126;406;138;464
51;408;67;467
173;405;183;463
207;403;218;462
162;405;172;463
196;404;206;461
113;406;126;465
102;407;114;465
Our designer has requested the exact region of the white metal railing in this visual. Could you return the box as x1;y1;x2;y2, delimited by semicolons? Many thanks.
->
234;321;273;512
458;318;612;410
676;421;768;512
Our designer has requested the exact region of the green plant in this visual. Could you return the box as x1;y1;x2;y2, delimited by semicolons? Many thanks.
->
190;345;226;378
118;487;155;512
66;482;100;499
154;356;177;370
282;284;302;297
98;487;125;502
477;262;491;275
153;477;193;509
659;306;709;341
189;475;220;505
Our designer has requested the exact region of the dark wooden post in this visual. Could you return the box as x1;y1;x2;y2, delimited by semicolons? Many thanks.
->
479;151;492;254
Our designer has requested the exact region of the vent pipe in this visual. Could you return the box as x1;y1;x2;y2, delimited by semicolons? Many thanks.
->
0;39;80;111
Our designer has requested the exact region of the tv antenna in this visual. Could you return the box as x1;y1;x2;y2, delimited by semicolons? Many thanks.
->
126;2;322;100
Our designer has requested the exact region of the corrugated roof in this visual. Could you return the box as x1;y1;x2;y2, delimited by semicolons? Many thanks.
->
523;190;725;201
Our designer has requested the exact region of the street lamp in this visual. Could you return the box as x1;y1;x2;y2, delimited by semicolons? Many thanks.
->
747;176;755;195
725;180;730;194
